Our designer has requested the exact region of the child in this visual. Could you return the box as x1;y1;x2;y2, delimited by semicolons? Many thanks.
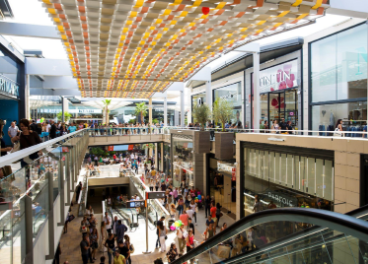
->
188;217;195;235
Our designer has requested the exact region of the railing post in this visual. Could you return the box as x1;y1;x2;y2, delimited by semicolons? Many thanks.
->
19;195;33;264
46;171;55;260
65;151;71;206
58;159;65;226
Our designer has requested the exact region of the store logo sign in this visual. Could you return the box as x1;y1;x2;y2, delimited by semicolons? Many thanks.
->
267;192;293;206
0;76;19;98
258;60;298;93
220;91;236;100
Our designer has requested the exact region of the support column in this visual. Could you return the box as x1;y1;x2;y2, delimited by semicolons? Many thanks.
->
180;90;184;127
20;195;33;264
161;143;164;172
155;143;158;169
206;81;212;110
65;151;71;206
164;94;168;126
25;74;30;119
253;52;260;130
62;97;69;123
46;171;55;260
149;98;153;124
58;159;65;226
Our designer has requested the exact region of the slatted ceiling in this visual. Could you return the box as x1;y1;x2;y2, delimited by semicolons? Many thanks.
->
41;0;328;98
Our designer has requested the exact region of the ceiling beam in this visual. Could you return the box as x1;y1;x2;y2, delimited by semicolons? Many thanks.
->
0;21;60;39
25;58;72;76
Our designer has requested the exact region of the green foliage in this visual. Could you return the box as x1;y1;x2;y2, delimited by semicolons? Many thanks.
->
102;99;112;107
193;103;211;131
89;147;107;157
152;118;159;124
56;111;72;122
129;118;136;124
134;102;148;121
213;98;234;132
142;143;155;150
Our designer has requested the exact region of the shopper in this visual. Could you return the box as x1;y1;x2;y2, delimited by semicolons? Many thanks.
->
158;221;168;253
90;227;99;261
179;210;189;227
156;216;165;248
186;230;195;253
123;234;132;264
113;250;126;264
115;220;128;243
205;221;216;240
75;182;82;204
166;243;178;263
210;202;217;225
50;120;57;139
103;211;112;234
176;225;187;256
215;203;222;228
7;121;19;140
80;235;93;264
105;232;115;264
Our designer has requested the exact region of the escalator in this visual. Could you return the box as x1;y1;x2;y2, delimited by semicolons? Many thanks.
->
171;207;368;264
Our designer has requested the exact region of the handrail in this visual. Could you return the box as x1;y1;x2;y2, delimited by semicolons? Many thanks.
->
170;207;368;264
217;203;368;264
0;128;87;167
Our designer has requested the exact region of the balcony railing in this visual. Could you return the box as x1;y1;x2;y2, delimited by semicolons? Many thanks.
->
0;129;89;264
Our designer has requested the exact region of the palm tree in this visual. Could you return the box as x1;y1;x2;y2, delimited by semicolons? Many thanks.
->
142;143;155;160
134;102;148;123
102;99;112;124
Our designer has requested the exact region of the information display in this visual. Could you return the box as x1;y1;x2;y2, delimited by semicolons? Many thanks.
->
146;192;166;199
126;200;146;208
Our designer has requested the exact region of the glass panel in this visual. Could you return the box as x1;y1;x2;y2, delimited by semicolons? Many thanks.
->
286;154;293;188
324;160;333;201
285;89;297;127
316;158;324;198
0;210;12;264
0;167;27;205
269;151;275;182
280;153;287;185
260;93;268;126
307;157;316;195
269;93;280;124
274;152;280;184
263;150;268;180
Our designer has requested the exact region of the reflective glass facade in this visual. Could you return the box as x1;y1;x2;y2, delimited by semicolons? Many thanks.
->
213;82;242;125
311;23;368;131
172;136;194;187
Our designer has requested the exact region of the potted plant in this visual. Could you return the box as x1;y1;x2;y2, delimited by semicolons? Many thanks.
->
192;103;211;154
56;111;72;123
212;98;234;160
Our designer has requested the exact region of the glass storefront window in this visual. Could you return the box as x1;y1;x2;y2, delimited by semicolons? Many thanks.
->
243;147;334;217
172;137;194;187
163;143;171;181
311;23;367;103
312;101;367;132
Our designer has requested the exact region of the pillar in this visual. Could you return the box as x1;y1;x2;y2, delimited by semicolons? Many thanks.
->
180;90;184;126
58;159;65;226
25;74;30;119
62;96;69;123
206;81;212;110
161;142;164;171
46;171;55;260
149;98;153;124
164;93;168;126
253;52;260;130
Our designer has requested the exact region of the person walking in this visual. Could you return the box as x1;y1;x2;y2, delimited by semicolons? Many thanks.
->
103;211;112;234
176;225;187;256
158;221;168;253
186;230;195;253
204;195;211;218
80;235;93;264
155;216;165;248
104;232;115;264
179;210;189;228
215;203;222;228
113;250;126;264
50;120;57;139
116;220;128;243
100;221;108;253
90;228;99;261
7;121;19;141
75;182;83;204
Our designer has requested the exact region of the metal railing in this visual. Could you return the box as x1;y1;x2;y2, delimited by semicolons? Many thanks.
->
0;129;89;264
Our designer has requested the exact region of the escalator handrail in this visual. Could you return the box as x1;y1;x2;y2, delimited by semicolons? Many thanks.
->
217;203;368;264
171;207;368;264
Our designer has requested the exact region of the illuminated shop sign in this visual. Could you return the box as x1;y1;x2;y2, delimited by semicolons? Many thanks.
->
258;60;298;93
0;75;19;98
266;191;296;207
217;161;235;177
70;109;102;114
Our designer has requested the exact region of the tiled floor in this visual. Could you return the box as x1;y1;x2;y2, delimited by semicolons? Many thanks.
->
59;164;236;264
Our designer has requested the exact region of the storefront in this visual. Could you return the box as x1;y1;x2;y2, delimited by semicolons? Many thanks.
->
240;142;334;218
208;154;236;218
310;23;367;133
172;135;194;187
213;82;242;126
163;143;171;179
0;45;24;145
191;92;206;119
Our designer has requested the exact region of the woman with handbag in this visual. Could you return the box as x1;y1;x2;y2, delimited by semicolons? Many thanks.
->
158;221;168;253
90;228;99;261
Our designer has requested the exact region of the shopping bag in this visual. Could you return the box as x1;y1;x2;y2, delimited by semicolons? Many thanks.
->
217;245;230;259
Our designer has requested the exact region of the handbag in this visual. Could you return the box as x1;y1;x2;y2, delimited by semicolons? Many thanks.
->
129;244;135;253
68;214;75;222
334;128;343;137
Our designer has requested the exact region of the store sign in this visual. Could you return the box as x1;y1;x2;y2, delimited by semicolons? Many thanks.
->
39;109;60;113
217;161;236;177
0;76;19;98
231;168;236;181
258;60;298;93
69;109;102;114
266;191;295;207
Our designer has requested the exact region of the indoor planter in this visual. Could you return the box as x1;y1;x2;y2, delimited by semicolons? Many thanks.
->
213;98;234;160
192;103;211;154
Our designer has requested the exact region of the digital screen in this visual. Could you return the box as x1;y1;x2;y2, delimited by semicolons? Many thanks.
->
147;192;166;199
126;200;145;208
107;145;135;151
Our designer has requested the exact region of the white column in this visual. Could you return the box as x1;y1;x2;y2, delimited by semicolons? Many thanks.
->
206;80;212;109
180;90;184;126
164;93;168;126
25;74;30;119
253;52;260;130
149;98;153;124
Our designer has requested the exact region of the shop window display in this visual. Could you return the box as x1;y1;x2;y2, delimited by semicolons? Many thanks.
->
172;137;194;187
243;147;333;217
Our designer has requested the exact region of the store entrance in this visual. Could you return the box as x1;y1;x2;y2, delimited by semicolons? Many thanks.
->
265;88;298;128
